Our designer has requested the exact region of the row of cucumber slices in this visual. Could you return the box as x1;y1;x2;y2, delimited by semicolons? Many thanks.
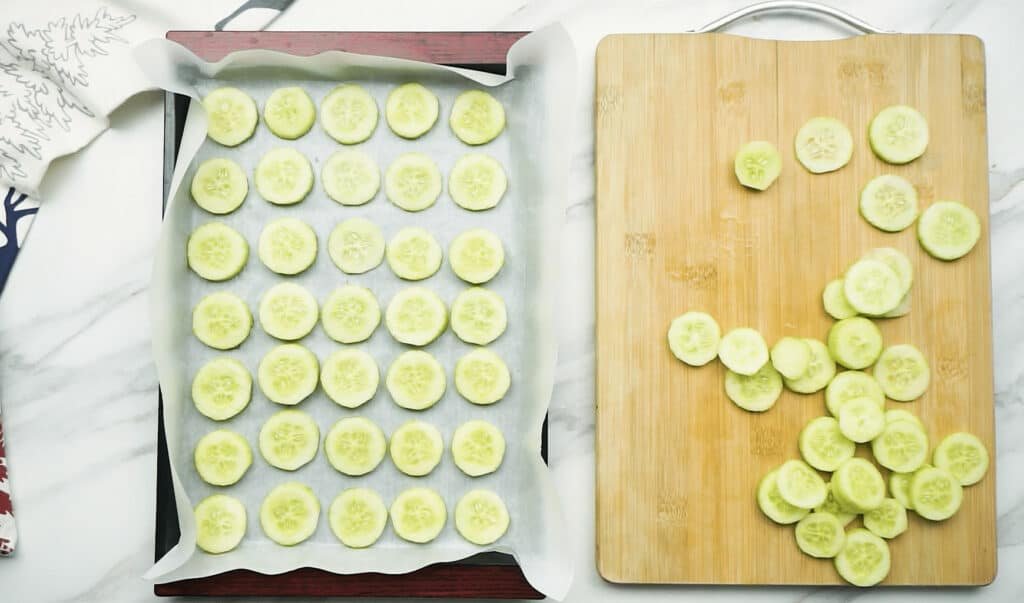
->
203;85;505;147
191;150;507;213
188;219;504;285
196;485;508;554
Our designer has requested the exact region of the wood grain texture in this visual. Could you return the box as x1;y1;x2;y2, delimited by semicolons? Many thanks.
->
595;33;994;586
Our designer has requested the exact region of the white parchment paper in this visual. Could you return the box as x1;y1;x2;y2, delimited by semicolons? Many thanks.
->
139;27;575;599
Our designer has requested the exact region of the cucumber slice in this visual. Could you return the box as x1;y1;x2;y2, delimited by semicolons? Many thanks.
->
860;175;919;232
882;292;911;318
834;528;891;587
321;285;380;344
451;420;506;477
255;148;314;205
449;228;505;284
838;397;885;443
863;498;908;539
873;344;930;401
328;217;385;274
756;470;809;525
191;158;248;214
187;222;249;282
259;482;320;546
322;150;380;206
771;337;811;380
192;357;252;421
667;311;721;367
832;457;885;512
933;432;989;486
258;282;319;341
194;429;252;486
825;371;885;417
320;83;378;144
389;420;444;476
320;349;379;408
193;292;252;350
455;489;510;545
734;141;782;190
391;487;446;543
910;466;963;520
871;420;929;473
258;217;317;276
863;247;913;297
795;512;846;559
784;338;836;394
822;279;858;320
203;87;257;147
258;409;320;471
717;327;769;376
869;105;929;164
263;86;315;140
324;416;387;476
889;472;915;510
385;83;439;139
815;484;857;526
451;287;507;345
195;494;247;554
842;259;902;316
794;117;853;174
385;287;447;346
827;317;883;370
385;153;442;212
329;488;388;548
917;201;981;261
386;350;446;410
450;90;505;145
449;153;508;211
387;227;442;281
724;363;783;413
257;344;319;405
776;459;828;509
885;408;923;430
455;348;510;405
799;417;855;472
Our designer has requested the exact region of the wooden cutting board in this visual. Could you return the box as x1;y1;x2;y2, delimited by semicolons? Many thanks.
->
595;33;995;585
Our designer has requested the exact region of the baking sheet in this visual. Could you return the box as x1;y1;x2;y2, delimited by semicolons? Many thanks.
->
138;26;574;600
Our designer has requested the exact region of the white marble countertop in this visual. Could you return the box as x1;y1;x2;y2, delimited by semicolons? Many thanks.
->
1;0;1022;601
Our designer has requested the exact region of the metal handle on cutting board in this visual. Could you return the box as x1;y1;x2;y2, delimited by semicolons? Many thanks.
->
696;1;892;34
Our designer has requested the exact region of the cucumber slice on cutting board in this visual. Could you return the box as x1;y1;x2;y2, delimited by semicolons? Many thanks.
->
771;337;811;380
385;287;447;346
784;338;836;394
324;416;387;476
871;420;929;473
799;416;855;472
873;344;930;401
320;83;378;144
203;87;257;147
329;488;388;548
834;528;891;587
449;228;505;284
385;83;439;139
191;158;248;214
260;481;320;546
456;489;510;545
194;429;252;486
757;469;809;525
455;348;511;405
838;397;885;443
451;420;506;477
193;292;252;350
259;282;319;341
450;90;505;145
255;148;314;205
863;247;913;297
860;175;919;232
192;357;252;421
794;117;853;173
889;472;915;510
385;153;442;212
264;86;315;140
832;457;885;512
321;285;380;344
391;487;446;543
795;512;846;559
386;350;446;410
320;348;379;409
843;259;902;316
910;466;963;521
451;287;507;345
822;279;858;320
667;311;721;367
825;370;884;417
917;201;981;261
322;150;380;206
258;217;317;276
717;327;769;376
387;227;443;280
882;292;912;318
869;105;929;164
258;409;320;471
827;317;883;370
734;141;781;191
328;217;386;274
885;408;924;429
449;154;508;211
933;432;989;486
724;363;783;413
257;343;319;405
776;459;827;509
195;494;247;554
187;222;249;282
389;420;444;476
815;484;857;526
863;498;908;539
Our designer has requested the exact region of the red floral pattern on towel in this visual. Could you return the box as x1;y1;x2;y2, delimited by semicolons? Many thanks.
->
0;415;16;555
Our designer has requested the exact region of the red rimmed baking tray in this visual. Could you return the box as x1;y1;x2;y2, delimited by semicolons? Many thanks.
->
155;30;543;599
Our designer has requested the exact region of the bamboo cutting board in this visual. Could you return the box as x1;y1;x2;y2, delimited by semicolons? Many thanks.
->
595;33;995;585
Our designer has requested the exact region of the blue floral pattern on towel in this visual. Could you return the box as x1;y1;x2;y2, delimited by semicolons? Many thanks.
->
0;187;38;294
